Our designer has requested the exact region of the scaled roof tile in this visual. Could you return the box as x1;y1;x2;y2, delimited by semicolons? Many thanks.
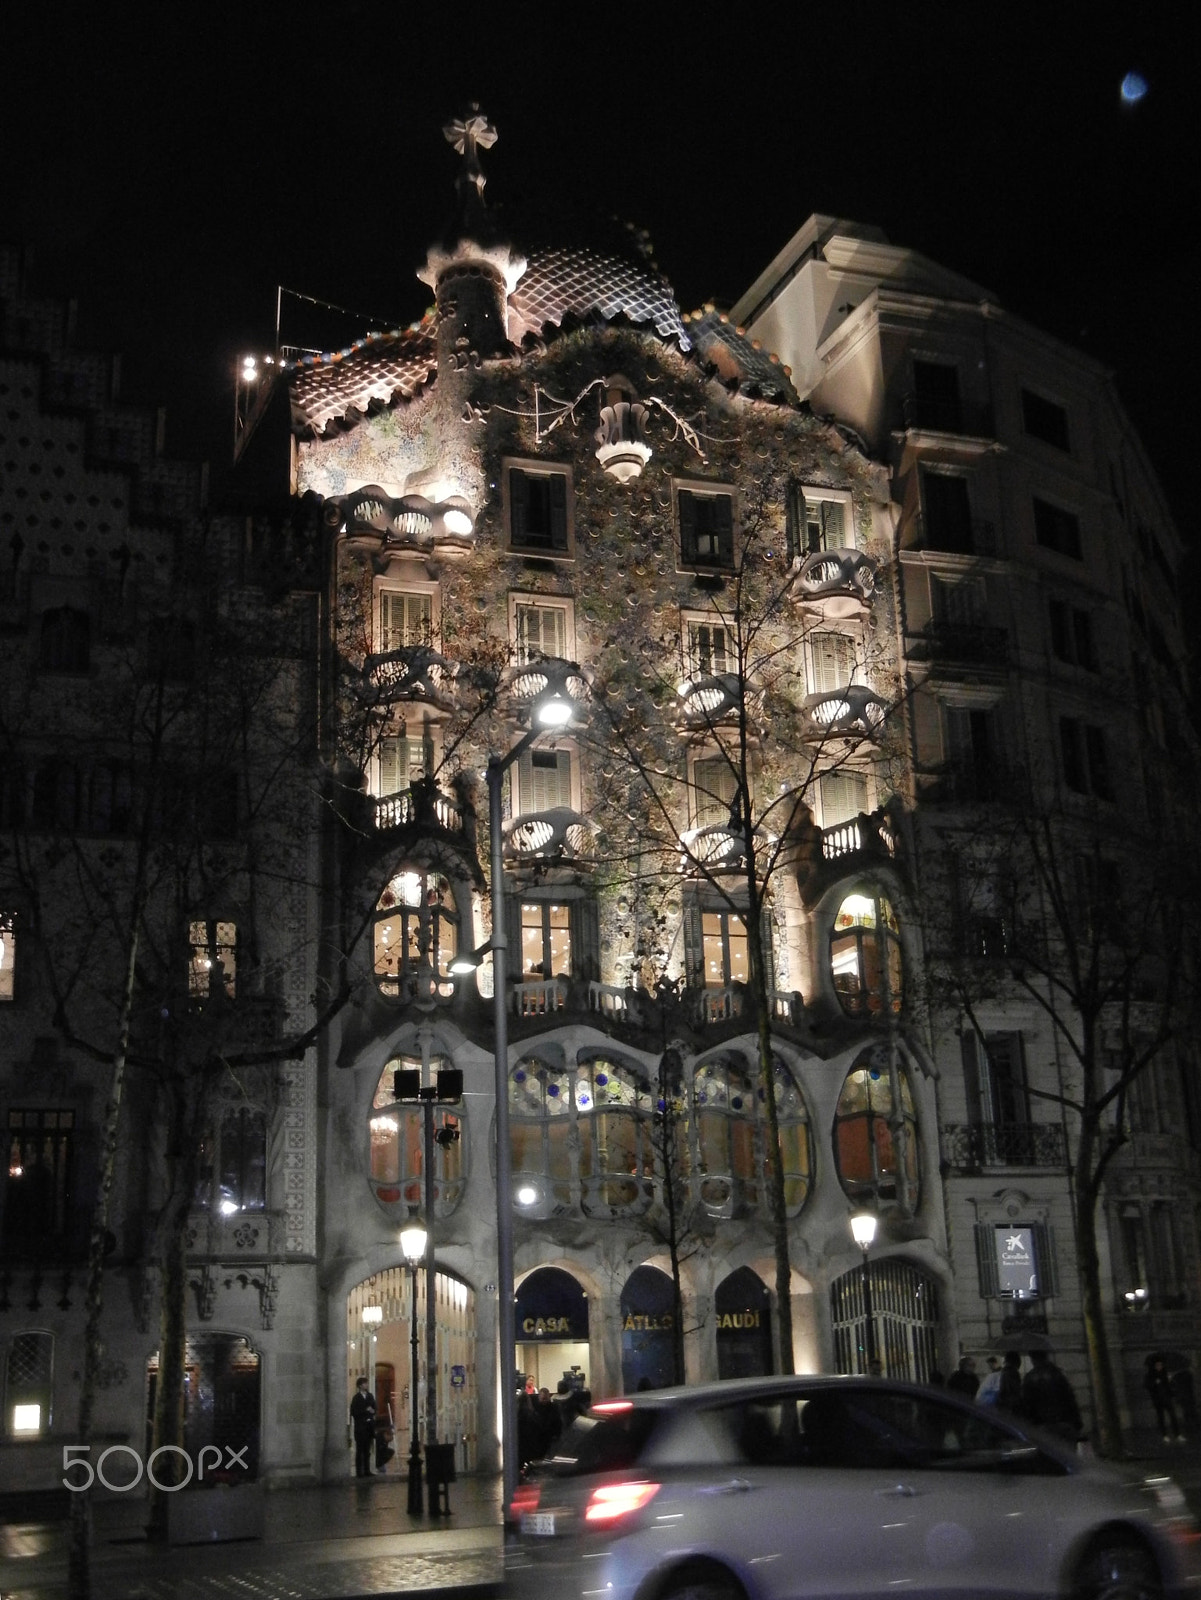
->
288;326;437;437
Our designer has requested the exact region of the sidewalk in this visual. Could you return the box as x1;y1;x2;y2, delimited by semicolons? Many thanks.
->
0;1470;505;1600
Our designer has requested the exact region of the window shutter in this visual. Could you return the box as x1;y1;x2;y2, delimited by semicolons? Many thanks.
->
974;1223;1001;1297
379;739;403;795
510;469;529;544
961;1032;986;1127
682;898;704;988
678;491;696;561
1031;1222;1058;1297
573;897;600;983
549;472;568;549
715;494;734;562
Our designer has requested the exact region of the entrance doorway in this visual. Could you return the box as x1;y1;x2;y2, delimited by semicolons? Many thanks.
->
715;1266;772;1379
347;1264;476;1476
830;1257;939;1380
515;1267;590;1398
620;1265;677;1392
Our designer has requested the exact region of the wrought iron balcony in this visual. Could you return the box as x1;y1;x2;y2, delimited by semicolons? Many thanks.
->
907;625;1008;669
360;645;458;710
791;548;878;616
942;1122;1066;1171
801;685;888;742
504;805;593;863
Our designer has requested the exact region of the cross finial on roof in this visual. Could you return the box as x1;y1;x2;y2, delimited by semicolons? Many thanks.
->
443;104;497;208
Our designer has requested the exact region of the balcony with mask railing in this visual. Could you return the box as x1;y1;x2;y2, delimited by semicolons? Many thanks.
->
942;1122;1067;1171
789;548;879;619
504;656;590;726
360;644;459;712
801;683;889;744
676;670;752;729
504;805;594;866
325;485;476;556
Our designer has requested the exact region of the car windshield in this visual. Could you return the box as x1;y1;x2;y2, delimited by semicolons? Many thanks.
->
551;1408;661;1475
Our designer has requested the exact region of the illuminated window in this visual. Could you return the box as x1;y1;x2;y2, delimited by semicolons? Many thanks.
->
830;890;903;1016
685;617;735;678
693;1054;810;1218
195;1107;266;1215
802;490;851;553
377;733;433;797
369;1055;465;1217
506;464;572;555
516;747;573;814
3;1110;73;1257
575;1055;652;1215
5;1332;53;1437
834;1053;919;1207
188;920;237;1002
510;1056;573;1213
372;870;458;996
818;771;867;828
378;589;433;653
808;632;856;695
691;754;739;830
512;596;573;664
0;912;14;1002
701;910;748;987
678;486;735;569
521;902;572;979
508;1053;651;1217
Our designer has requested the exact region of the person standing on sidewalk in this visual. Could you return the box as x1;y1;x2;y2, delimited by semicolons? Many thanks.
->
350;1377;377;1477
1021;1349;1083;1444
1145;1354;1185;1443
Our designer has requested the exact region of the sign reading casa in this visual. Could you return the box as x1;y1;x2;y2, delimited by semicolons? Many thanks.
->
520;1316;573;1337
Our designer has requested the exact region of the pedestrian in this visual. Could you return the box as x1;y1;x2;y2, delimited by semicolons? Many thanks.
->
1145;1354;1185;1443
1020;1349;1083;1444
1171;1361;1198;1434
977;1356;1003;1406
946;1355;979;1399
517;1386;539;1474
349;1377;377;1477
532;1385;562;1458
996;1351;1023;1413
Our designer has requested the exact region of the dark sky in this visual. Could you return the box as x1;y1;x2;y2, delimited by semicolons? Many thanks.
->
4;4;1195;528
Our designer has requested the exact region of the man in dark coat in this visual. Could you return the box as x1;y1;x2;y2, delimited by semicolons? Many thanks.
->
350;1377;377;1477
946;1355;979;1399
1021;1349;1083;1443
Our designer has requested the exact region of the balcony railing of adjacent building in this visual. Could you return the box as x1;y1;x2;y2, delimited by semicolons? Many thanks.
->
906;625;1008;670
942;1122;1067;1171
901;394;995;438
907;513;999;559
373;781;469;839
801;684;889;743
360;645;458;710
790;549;879;615
184;1207;288;1259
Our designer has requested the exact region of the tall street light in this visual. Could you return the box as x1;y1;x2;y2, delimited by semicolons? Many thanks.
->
400;1222;428;1515
452;680;578;1521
850;1211;879;1374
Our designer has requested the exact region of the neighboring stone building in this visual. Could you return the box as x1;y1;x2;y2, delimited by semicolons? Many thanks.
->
733;215;1201;1429
2;136;1195;1495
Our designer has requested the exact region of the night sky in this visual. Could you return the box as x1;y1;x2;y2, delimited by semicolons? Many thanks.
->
4;4;1195;529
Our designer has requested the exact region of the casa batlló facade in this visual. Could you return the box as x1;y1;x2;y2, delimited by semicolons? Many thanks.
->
1;117;1197;1492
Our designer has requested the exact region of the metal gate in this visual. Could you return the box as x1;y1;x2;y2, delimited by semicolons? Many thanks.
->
830;1257;939;1381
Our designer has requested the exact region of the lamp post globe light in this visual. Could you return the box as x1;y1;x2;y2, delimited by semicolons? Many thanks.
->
850;1212;879;1373
400;1222;428;1515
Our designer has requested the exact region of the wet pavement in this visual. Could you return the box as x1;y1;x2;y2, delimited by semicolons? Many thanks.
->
3;1435;1200;1600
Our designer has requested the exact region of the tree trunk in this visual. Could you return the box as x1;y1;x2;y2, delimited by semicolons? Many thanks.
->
1074;1126;1124;1457
147;1209;190;1540
748;906;794;1374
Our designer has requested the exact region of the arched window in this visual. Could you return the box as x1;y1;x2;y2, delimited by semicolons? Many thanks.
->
830;888;903;1016
576;1055;652;1216
510;1056;573;1214
834;1051;919;1209
693;1054;811;1218
372;869;458;998
369;1054;465;1218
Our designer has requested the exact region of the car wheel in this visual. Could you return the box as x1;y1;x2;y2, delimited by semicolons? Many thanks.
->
660;1570;744;1600
1075;1539;1163;1600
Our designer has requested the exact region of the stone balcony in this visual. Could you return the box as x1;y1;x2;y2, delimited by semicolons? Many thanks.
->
326;485;476;555
504;806;593;864
360;645;458;711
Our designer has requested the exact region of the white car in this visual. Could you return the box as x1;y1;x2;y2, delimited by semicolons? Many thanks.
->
507;1375;1200;1600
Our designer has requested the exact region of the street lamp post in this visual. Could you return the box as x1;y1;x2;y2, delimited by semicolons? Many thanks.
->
850;1212;879;1374
400;1222;427;1515
453;684;577;1521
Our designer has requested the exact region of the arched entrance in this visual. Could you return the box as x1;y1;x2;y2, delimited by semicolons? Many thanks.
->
830;1257;939;1380
715;1266;772;1379
515;1267;590;1397
145;1334;260;1481
620;1266;677;1392
347;1264;476;1477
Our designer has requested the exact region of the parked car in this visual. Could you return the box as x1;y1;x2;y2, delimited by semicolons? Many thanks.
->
507;1375;1199;1600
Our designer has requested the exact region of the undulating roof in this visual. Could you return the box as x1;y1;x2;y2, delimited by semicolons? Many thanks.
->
508;246;689;348
288;323;437;439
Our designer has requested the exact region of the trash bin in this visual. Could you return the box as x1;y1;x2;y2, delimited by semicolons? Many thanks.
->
425;1441;456;1515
